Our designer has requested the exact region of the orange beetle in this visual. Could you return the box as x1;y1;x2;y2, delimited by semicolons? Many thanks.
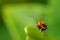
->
36;14;47;32
31;13;47;32
36;21;47;32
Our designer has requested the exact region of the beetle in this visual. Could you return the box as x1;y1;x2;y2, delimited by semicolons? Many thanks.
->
36;21;47;32
36;14;47;32
31;13;47;32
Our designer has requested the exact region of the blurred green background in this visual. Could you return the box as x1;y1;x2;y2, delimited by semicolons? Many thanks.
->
0;0;60;40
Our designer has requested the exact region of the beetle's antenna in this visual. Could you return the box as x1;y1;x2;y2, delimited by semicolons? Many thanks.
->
30;13;45;22
40;13;45;22
31;16;37;21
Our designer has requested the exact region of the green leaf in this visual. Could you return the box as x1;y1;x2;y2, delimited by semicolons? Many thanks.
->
25;26;56;40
